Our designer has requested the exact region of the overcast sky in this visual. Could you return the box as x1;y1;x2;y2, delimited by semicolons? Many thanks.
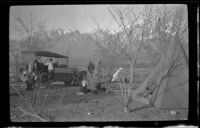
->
10;5;128;39
9;4;182;40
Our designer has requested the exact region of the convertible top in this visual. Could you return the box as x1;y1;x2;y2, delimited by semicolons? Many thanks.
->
21;50;69;58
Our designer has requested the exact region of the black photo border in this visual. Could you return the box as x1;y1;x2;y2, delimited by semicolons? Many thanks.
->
1;0;199;127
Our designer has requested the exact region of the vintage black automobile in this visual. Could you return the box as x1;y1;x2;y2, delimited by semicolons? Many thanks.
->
21;50;87;87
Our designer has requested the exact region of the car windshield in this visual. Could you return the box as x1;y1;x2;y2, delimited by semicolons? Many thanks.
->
57;58;68;65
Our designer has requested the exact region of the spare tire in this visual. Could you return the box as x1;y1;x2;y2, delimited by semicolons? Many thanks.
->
18;67;28;82
39;72;49;85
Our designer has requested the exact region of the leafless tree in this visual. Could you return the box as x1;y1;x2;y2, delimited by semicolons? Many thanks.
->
104;5;188;112
133;5;188;107
10;12;51;78
94;29;124;81
13;12;50;51
107;5;158;112
10;12;56;121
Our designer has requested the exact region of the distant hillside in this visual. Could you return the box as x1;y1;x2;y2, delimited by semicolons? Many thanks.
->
44;32;156;67
69;57;97;67
45;33;98;66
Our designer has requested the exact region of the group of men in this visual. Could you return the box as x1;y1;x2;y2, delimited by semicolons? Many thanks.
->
34;57;55;80
23;58;106;94
76;61;94;95
77;61;106;95
21;57;55;90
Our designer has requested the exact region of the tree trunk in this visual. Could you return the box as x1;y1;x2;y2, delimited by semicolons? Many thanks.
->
88;73;93;88
124;99;129;112
14;54;19;79
124;62;134;112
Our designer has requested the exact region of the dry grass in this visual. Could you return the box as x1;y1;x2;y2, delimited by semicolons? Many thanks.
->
10;82;188;122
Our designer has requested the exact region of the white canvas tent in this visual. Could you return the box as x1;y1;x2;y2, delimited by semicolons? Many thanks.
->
133;34;188;109
152;34;188;109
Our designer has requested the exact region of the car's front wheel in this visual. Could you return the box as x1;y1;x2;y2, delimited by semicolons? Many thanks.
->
78;71;87;82
64;80;73;85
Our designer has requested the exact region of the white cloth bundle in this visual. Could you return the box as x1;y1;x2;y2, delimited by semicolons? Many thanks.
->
112;67;123;82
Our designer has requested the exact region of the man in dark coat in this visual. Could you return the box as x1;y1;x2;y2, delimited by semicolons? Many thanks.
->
87;61;95;75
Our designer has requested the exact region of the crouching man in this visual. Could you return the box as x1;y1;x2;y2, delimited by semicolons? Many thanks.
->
77;79;89;95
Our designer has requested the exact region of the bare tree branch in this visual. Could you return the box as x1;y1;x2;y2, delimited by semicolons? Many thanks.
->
92;17;101;30
15;15;31;36
18;107;48;122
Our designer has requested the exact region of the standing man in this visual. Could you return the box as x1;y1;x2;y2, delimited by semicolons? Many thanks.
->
87;61;95;75
45;58;54;80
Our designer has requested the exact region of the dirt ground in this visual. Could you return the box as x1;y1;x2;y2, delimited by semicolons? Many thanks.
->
10;82;188;122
